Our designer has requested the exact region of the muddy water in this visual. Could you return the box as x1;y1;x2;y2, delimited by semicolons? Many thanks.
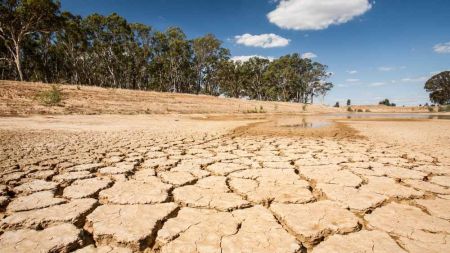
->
281;113;450;130
334;113;450;120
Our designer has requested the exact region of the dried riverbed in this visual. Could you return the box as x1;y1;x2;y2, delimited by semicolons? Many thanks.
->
0;113;449;253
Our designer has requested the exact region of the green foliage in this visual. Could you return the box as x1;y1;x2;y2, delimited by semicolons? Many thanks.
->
37;84;62;106
425;71;450;105
379;99;396;107
347;107;353;112
427;106;434;112
346;99;351;106
334;102;340;108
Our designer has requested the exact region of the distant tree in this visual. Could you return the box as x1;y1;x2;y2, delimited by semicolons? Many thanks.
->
334;102;340;108
0;0;61;80
315;82;333;104
379;99;390;106
347;99;351;106
425;71;450;105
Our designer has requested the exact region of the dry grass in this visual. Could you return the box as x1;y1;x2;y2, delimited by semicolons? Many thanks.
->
0;80;335;116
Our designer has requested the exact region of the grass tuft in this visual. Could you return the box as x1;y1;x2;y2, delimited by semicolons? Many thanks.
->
37;84;62;106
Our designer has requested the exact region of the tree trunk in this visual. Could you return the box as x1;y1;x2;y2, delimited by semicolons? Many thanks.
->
13;42;24;81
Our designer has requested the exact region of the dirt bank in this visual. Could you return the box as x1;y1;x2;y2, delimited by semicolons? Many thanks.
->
0;80;335;116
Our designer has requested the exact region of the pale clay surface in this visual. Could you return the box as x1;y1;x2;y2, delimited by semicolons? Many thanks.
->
1;114;450;252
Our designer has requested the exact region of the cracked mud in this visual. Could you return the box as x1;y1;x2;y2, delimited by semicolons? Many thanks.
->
0;115;449;253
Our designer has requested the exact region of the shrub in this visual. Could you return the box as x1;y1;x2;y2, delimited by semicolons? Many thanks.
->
365;109;371;112
357;109;363;112
259;106;265;113
302;104;307;111
438;105;450;112
334;102;340;108
245;106;266;113
347;107;353;112
427;106;434;112
37;84;62;106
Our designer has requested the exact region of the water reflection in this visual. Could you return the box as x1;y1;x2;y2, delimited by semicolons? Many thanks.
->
272;113;449;130
337;113;450;120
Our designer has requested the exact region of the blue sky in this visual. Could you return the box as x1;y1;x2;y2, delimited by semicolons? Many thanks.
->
61;0;450;105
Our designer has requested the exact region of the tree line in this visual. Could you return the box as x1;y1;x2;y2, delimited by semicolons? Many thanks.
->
0;0;333;103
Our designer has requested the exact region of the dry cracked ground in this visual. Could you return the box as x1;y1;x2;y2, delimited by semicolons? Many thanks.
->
0;114;449;253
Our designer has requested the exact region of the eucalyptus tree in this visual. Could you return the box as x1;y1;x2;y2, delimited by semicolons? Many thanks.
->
165;27;193;93
216;60;246;98
0;0;61;80
52;12;87;84
192;34;230;94
82;13;133;88
241;57;271;100
303;61;331;103
265;54;303;102
425;71;450;105
128;23;153;90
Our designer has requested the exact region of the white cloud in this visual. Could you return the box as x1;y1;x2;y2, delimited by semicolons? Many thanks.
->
433;42;450;54
346;78;360;83
267;0;372;30
301;52;317;59
401;76;428;83
347;70;358;74
231;55;275;62
234;33;290;48
369;82;386;87
378;66;394;72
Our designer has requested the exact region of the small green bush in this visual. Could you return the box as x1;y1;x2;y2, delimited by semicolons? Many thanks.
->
37;84;62;106
427;106;434;112
357;109;363;112
259;106;265;113
347;107;353;112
